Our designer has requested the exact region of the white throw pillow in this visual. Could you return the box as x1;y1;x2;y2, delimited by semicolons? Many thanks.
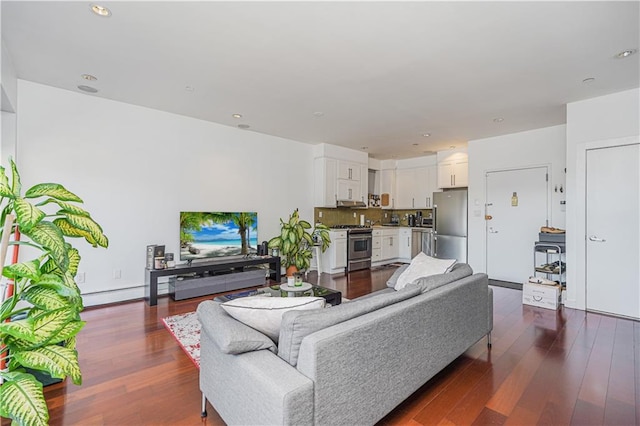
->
394;252;456;291
220;296;326;342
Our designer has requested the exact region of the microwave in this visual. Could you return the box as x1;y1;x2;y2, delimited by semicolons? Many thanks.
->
421;217;433;227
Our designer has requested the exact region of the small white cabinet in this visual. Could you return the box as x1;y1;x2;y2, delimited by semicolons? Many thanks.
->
372;229;383;263
437;148;468;188
320;230;347;274
380;168;396;209
398;228;412;262
315;158;368;207
395;165;439;209
381;228;399;261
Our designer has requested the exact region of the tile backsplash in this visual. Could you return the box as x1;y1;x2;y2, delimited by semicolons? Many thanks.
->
314;208;432;227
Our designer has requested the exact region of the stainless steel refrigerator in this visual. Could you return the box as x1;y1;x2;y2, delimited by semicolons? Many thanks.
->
433;190;468;262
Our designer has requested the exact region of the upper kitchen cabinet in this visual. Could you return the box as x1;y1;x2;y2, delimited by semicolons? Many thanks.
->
314;143;368;207
394;156;439;209
379;160;396;209
437;148;468;188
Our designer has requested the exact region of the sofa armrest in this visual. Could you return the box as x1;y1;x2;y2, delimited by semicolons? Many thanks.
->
198;301;313;425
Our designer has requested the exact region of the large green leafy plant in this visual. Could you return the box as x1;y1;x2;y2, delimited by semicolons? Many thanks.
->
0;160;108;426
268;208;330;273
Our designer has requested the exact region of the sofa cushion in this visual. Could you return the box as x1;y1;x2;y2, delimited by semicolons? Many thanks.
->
386;264;409;288
411;263;473;293
221;297;326;342
394;253;456;290
197;301;277;354
278;285;421;366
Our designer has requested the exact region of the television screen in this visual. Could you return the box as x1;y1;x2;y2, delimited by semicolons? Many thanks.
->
180;212;258;261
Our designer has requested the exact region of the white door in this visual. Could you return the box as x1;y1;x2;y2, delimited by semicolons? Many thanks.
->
486;167;549;283
586;143;640;319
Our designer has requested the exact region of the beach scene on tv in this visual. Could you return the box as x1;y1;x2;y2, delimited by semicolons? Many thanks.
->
180;212;258;260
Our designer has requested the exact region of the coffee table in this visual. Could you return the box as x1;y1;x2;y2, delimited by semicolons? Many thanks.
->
215;283;342;306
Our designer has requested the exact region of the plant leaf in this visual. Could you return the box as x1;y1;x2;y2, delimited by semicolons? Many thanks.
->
24;183;83;203
29;306;76;346
0;371;49;426
14;198;46;232
23;221;69;272
50;319;85;344
58;213;108;248
0;165;13;198
10;159;22;197
35;198;91;217
0;317;35;342
3;259;41;281
22;286;68;310
12;344;83;385
33;273;80;299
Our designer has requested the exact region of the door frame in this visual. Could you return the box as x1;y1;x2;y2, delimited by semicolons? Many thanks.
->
484;165;551;281
573;136;640;312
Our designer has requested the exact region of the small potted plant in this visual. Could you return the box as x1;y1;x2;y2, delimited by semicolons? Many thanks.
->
268;209;330;277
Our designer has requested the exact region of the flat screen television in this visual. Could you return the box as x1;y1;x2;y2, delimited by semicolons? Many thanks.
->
180;212;258;261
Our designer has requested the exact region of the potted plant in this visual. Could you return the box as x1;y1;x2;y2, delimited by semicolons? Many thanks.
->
0;159;108;426
268;208;330;276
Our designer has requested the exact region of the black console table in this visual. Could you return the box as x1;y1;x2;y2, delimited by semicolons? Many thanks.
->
144;256;281;306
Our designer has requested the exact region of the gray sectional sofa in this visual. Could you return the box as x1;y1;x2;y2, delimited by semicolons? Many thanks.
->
197;264;493;425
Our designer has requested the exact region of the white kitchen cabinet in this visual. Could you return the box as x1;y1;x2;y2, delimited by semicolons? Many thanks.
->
437;148;468;188
320;230;347;274
337;160;362;181
380;168;396;209
395;165;439;208
337;179;361;201
381;228;399;261
314;157;338;207
398;228;412;262
315;157;367;206
372;229;383;263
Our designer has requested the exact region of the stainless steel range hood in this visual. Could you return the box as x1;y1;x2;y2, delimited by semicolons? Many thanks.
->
336;199;367;208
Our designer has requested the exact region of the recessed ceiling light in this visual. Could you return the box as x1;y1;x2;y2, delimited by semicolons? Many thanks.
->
361;146;368;150
90;4;111;17
449;145;456;149
238;124;250;129
313;111;324;117
81;74;97;81
185;86;194;92
422;133;431;137
412;143;419;146
493;117;504;123
616;49;637;59
232;114;243;119
77;85;98;93
582;77;596;84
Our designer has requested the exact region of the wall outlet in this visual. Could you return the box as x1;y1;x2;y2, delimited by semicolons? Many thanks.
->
353;212;357;218
318;211;323;218
113;269;122;279
76;272;85;284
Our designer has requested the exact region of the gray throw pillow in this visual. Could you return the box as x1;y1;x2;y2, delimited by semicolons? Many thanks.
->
197;301;277;355
278;285;421;366
411;263;473;293
386;264;409;288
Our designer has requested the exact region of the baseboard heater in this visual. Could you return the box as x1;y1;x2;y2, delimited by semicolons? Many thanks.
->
169;269;265;301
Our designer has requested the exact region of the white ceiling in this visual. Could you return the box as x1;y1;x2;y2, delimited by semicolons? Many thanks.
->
2;1;639;159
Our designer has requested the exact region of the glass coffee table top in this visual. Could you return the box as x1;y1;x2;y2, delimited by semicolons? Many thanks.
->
216;283;342;305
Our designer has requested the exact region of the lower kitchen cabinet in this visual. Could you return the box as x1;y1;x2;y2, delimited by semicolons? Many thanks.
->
398;228;412;262
381;229;399;262
319;230;347;274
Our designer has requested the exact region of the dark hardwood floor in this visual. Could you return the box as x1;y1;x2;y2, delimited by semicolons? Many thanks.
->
21;267;640;425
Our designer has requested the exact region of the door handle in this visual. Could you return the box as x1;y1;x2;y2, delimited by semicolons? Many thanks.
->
588;235;606;242
488;227;499;234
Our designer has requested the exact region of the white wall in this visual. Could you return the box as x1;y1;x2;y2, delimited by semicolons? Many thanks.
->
16;80;316;306
565;88;640;310
467;125;566;275
1;39;18;112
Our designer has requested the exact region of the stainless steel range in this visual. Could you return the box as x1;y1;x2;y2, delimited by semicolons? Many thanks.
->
332;225;373;272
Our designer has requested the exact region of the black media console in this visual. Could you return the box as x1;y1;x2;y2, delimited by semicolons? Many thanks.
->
144;256;281;306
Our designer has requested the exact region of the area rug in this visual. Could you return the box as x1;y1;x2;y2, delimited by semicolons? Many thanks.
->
162;311;200;368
